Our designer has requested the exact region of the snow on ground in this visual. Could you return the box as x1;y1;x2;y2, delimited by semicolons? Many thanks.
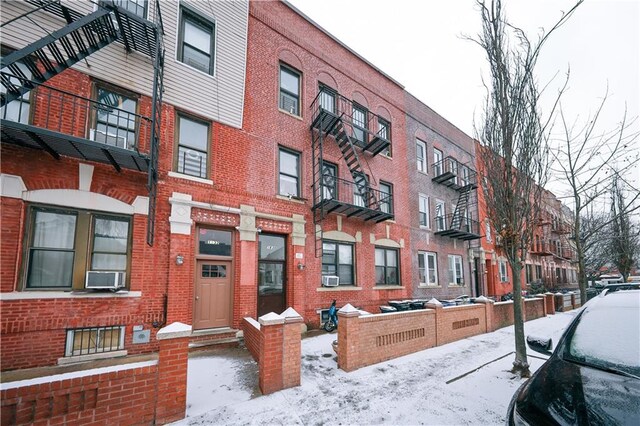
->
174;311;577;426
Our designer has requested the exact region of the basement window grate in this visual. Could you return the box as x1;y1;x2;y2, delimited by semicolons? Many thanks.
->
65;325;125;357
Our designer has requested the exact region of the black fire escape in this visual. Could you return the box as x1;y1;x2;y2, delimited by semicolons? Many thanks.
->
310;88;393;257
431;156;481;241
0;0;164;245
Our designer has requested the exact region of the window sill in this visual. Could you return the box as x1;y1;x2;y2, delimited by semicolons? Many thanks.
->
1;291;142;300
276;194;306;204
58;350;128;366
278;108;303;121
317;286;362;292
447;284;465;288
372;285;404;290
419;225;431;230
174;58;217;80
418;284;440;288
417;170;430;177
168;171;213;185
380;153;393;160
385;219;396;223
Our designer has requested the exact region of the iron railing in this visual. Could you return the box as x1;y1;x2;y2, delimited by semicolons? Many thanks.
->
65;325;124;357
310;88;391;147
431;156;478;189
438;213;480;235
318;174;393;213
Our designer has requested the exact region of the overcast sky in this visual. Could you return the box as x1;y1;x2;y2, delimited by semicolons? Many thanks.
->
287;0;640;199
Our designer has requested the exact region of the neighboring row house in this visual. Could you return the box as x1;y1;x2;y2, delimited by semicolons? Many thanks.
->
474;143;578;298
0;0;484;373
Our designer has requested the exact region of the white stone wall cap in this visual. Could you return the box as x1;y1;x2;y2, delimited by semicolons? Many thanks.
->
338;303;359;313
157;322;192;340
259;312;285;325
426;298;442;306
475;295;493;303
281;307;302;319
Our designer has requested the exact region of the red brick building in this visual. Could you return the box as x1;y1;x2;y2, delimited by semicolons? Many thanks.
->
1;0;483;375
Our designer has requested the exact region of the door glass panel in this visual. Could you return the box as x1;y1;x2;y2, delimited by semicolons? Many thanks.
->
259;235;285;260
198;229;232;256
202;264;227;278
258;263;284;295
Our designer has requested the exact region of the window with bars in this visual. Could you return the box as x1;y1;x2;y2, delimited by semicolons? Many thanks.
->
65;325;125;357
176;114;209;178
322;162;337;200
0;50;31;124
92;86;138;150
318;84;336;114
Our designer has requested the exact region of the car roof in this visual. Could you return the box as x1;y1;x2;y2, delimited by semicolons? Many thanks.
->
588;289;640;311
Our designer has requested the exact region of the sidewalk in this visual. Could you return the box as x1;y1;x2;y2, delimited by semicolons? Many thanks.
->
174;311;577;425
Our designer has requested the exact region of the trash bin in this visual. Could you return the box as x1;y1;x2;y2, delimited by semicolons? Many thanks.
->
388;300;411;311
409;300;425;310
379;305;397;314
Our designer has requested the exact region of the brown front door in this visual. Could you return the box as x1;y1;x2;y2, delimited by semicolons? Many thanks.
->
194;260;232;330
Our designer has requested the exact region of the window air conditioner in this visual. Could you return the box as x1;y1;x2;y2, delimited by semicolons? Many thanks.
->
322;275;339;287
90;128;128;150
86;271;126;290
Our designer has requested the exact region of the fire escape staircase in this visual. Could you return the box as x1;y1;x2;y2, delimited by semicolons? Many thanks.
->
310;91;393;257
0;0;164;245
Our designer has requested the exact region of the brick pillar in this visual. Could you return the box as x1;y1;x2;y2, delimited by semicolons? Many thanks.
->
238;239;258;322
554;292;565;312
425;298;444;346
258;312;285;395
573;291;582;309
337;303;361;372
475;296;495;332
167;233;193;324
155;322;192;425
281;308;303;389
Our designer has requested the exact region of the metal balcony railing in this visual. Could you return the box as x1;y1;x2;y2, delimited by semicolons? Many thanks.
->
431;156;477;191
314;174;394;222
310;88;391;156
530;240;554;256
434;214;481;240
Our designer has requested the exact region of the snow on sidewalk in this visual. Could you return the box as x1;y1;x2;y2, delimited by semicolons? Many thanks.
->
174;311;577;425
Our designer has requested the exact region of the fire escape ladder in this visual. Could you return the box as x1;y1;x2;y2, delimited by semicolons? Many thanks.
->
311;125;325;258
0;7;118;107
451;186;471;230
333;119;378;209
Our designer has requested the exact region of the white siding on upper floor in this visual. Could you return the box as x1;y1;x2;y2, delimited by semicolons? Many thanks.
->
0;0;247;128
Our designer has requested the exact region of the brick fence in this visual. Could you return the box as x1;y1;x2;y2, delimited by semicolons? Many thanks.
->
0;322;191;426
241;308;303;395
337;297;548;372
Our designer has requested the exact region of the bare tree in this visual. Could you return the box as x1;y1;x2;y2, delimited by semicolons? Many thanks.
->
472;0;582;377
552;93;640;301
579;211;611;282
610;176;640;282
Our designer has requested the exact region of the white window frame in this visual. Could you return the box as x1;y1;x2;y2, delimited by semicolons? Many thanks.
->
435;199;446;231
416;139;427;173
448;255;464;286
419;194;429;228
485;220;492;242
418;251;438;286
433;148;443;176
499;260;508;282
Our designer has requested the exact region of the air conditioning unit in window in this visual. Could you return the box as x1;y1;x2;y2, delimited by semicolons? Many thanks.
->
90;128;128;150
322;276;339;287
86;271;126;290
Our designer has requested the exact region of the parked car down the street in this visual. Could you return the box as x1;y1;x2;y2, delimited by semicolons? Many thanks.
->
507;284;640;426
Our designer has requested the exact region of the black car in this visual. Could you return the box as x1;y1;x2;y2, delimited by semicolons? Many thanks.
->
507;285;640;425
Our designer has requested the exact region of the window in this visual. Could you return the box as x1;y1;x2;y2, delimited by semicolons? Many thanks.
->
279;148;300;197
448;255;463;285
322;162;337;200
0;50;31;124
433;148;443;176
526;264;533;283
461;165;471;187
435;200;446;231
92;86;137;150
198;229;232;256
113;0;147;18
318;84;336;114
485;220;492;242
379;182;393;214
279;64;301;115
322;241;354;285
178;7;215;75
25;207;131;290
176;114;209;178
375;247;399;285
378;118;391;156
352;103;367;143
419;195;429;227
418;251;438;286
65;325;125;357
353;172;368;207
536;265;542;280
499;260;508;282
416;139;427;172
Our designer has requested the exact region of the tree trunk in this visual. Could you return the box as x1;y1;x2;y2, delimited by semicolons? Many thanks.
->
510;262;530;377
574;212;587;302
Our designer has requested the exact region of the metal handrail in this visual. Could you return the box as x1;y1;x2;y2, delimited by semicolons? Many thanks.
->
318;173;392;212
2;80;152;154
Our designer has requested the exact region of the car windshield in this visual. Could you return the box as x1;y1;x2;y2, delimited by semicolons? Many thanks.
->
565;293;640;377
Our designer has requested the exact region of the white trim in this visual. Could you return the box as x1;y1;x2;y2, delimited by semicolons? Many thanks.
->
322;230;356;243
58;349;128;366
0;291;142;300
0;174;27;198
0;360;158;391
78;164;94;191
372;237;401;248
24;189;134;214
316;286;362;292
372;285;404;290
168;171;214;185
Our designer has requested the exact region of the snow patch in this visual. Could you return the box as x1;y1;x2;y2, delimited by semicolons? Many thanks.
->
157;322;192;340
338;303;359;313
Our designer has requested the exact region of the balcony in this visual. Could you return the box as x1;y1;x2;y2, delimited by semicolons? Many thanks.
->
311;88;391;156
433;214;481;241
551;223;572;235
1;84;151;172
431;156;477;191
561;248;576;261
530;241;554;256
312;175;394;223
